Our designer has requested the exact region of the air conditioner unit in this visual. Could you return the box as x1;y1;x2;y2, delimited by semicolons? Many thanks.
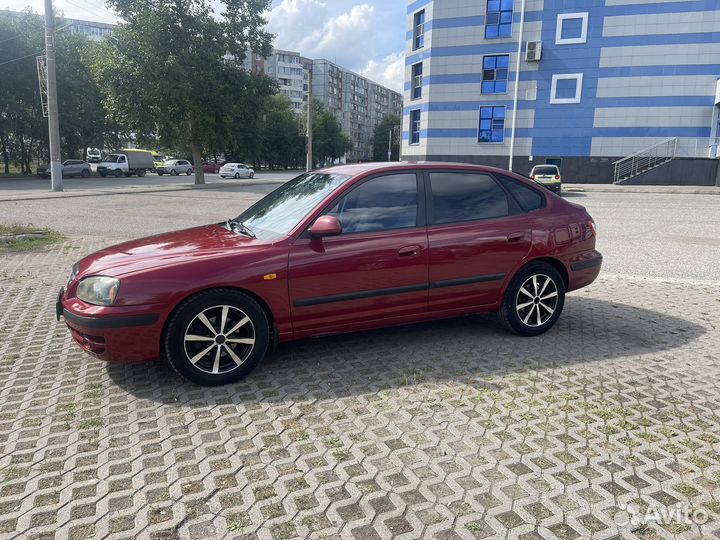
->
526;41;542;62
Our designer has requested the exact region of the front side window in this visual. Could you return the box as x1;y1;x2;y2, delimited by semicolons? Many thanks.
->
234;172;350;239
326;173;418;234
482;55;509;94
409;110;421;145
485;0;513;38
413;10;425;49
429;172;509;224
478;106;505;143
411;62;423;100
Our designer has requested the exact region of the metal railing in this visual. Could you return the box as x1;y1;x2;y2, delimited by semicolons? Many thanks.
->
612;137;677;184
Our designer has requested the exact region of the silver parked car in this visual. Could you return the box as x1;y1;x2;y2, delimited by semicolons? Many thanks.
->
157;159;194;176
37;159;92;179
219;163;255;179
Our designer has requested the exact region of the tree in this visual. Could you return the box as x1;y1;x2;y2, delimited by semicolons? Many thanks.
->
372;113;401;162
311;99;352;168
93;0;273;184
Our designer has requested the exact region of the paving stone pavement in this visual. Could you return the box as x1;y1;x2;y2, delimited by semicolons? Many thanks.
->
1;237;719;540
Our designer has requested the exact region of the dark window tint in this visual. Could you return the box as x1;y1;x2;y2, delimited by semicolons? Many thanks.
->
429;172;509;224
532;166;558;175
499;176;545;212
327;173;418;234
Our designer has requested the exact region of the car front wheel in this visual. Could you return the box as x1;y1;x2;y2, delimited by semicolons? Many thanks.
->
170;169;177;176
114;169;123;178
164;289;269;386
233;173;240;179
81;169;90;178
498;262;565;336
249;171;254;178
186;168;192;176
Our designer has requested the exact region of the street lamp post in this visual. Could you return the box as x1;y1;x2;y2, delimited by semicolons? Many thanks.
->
387;125;399;161
508;0;526;172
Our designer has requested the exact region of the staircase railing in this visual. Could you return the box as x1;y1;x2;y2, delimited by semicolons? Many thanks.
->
612;137;677;184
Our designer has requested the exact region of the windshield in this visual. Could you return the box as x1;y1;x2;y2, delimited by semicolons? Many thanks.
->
233;172;350;240
104;154;121;163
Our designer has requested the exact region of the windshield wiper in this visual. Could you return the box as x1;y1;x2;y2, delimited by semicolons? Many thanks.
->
225;219;256;238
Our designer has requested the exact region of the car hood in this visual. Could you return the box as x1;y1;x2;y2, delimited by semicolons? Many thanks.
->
78;224;271;277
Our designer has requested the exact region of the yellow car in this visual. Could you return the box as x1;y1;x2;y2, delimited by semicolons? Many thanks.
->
529;165;562;194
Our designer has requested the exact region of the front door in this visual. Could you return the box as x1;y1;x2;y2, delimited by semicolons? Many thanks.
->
425;170;532;312
288;171;429;334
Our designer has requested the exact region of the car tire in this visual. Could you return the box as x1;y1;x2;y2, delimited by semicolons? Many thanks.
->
233;173;240;179
158;172;163;176
164;289;269;386
114;169;123;178
170;169;177;176
249;172;254;179
186;168;192;176
100;173;107;178
137;169;146;177
498;261;565;337
220;175;225;179
81;169;90;178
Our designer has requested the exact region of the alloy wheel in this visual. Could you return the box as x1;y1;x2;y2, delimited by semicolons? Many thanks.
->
515;274;559;327
183;305;255;375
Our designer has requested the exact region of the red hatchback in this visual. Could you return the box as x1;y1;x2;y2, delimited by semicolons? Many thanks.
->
57;162;602;386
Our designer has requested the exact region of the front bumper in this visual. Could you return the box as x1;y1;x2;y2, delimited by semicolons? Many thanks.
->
57;288;164;362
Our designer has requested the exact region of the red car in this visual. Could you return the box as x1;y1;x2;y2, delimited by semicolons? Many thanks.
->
203;161;225;174
57;162;601;386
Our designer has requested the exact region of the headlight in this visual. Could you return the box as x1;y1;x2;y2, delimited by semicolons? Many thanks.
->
77;276;120;306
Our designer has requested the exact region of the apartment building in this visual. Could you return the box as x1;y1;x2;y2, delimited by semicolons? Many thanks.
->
312;59;403;161
402;0;720;184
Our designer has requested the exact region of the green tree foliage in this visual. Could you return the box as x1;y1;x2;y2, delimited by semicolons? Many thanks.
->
0;10;119;175
258;94;305;169
311;99;352;168
371;113;401;162
93;0;273;183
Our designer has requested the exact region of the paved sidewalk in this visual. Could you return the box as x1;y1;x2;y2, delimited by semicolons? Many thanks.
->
564;183;720;195
1;238;719;540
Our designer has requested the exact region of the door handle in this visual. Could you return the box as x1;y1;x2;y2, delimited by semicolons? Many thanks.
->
507;232;525;243
398;245;422;257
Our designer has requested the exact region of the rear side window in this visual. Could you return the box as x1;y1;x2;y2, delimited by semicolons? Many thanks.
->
429;172;509;224
498;176;545;212
327;173;418;234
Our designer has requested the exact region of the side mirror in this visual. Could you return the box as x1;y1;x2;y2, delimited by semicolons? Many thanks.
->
310;215;342;238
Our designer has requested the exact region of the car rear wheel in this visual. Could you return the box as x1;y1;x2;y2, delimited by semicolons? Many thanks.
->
81;169;90;178
498;262;565;336
164;289;269;386
137;169;146;177
233;173;240;179
186;168;192;176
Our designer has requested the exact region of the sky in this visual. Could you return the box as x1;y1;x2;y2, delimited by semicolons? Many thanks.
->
1;0;407;91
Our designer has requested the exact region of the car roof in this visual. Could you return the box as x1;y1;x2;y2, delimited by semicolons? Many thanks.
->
316;161;522;177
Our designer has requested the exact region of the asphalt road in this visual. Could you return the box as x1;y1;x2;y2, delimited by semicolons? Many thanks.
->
0;188;718;282
0;170;296;195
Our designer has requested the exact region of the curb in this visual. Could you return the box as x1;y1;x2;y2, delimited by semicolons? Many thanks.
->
0;178;289;202
562;185;720;196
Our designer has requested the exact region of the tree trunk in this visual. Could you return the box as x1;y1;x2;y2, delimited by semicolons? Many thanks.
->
191;139;204;185
0;132;9;174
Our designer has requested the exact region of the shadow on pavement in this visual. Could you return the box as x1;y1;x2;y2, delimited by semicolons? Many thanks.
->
107;295;705;404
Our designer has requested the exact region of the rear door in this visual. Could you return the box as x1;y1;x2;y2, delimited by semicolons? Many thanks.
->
425;170;532;312
288;171;429;334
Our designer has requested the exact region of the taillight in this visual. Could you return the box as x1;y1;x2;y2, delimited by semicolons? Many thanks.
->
587;219;597;238
555;175;560;180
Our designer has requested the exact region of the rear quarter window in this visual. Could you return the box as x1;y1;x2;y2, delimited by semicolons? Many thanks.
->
498;175;545;212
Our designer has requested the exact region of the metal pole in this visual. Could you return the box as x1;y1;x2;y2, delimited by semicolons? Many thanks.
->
387;126;392;161
305;70;313;172
44;0;62;191
508;0;526;172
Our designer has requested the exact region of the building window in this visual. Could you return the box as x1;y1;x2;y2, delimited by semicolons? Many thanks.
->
485;0;513;39
410;110;421;145
413;10;425;50
556;13;589;45
411;62;423;100
550;73;583;104
478;106;505;143
481;55;509;94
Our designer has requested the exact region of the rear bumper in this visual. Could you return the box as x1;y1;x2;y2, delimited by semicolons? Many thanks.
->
57;290;164;362
565;251;602;292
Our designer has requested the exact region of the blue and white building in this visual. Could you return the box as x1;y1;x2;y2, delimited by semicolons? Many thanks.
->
402;0;720;183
